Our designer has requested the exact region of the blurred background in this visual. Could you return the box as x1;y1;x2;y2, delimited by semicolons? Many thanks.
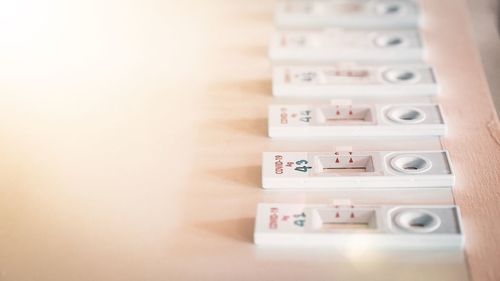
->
467;0;500;111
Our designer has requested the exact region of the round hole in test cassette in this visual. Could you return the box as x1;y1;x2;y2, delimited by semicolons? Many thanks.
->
386;106;426;124
373;34;407;48
390;154;432;174
375;2;403;15
392;209;442;233
382;68;421;84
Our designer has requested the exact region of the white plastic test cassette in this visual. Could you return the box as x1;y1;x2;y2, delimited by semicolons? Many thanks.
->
254;202;464;249
272;64;438;97
269;29;423;63
268;102;446;137
275;0;419;29
262;150;454;189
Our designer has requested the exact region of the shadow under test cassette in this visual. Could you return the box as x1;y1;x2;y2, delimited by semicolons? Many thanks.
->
275;0;420;29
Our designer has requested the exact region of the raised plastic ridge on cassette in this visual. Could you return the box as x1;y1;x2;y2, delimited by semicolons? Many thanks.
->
275;0;420;28
262;150;454;189
272;64;438;97
268;102;446;137
254;202;464;249
269;29;423;63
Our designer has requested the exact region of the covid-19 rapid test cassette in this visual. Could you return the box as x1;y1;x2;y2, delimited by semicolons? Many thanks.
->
254;201;464;249
272;64;438;97
268;102;446;137
269;29;423;63
262;150;454;189
275;0;420;29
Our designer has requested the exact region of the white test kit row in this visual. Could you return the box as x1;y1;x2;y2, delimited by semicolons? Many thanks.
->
254;201;464;249
269;29;423;63
272;64;438;97
268;102;446;137
262;150;454;189
275;0;420;29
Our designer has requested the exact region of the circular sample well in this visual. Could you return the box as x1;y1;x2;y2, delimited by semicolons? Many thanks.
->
386;106;426;124
374;35;406;48
383;69;420;84
390;154;432;174
393;209;441;233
